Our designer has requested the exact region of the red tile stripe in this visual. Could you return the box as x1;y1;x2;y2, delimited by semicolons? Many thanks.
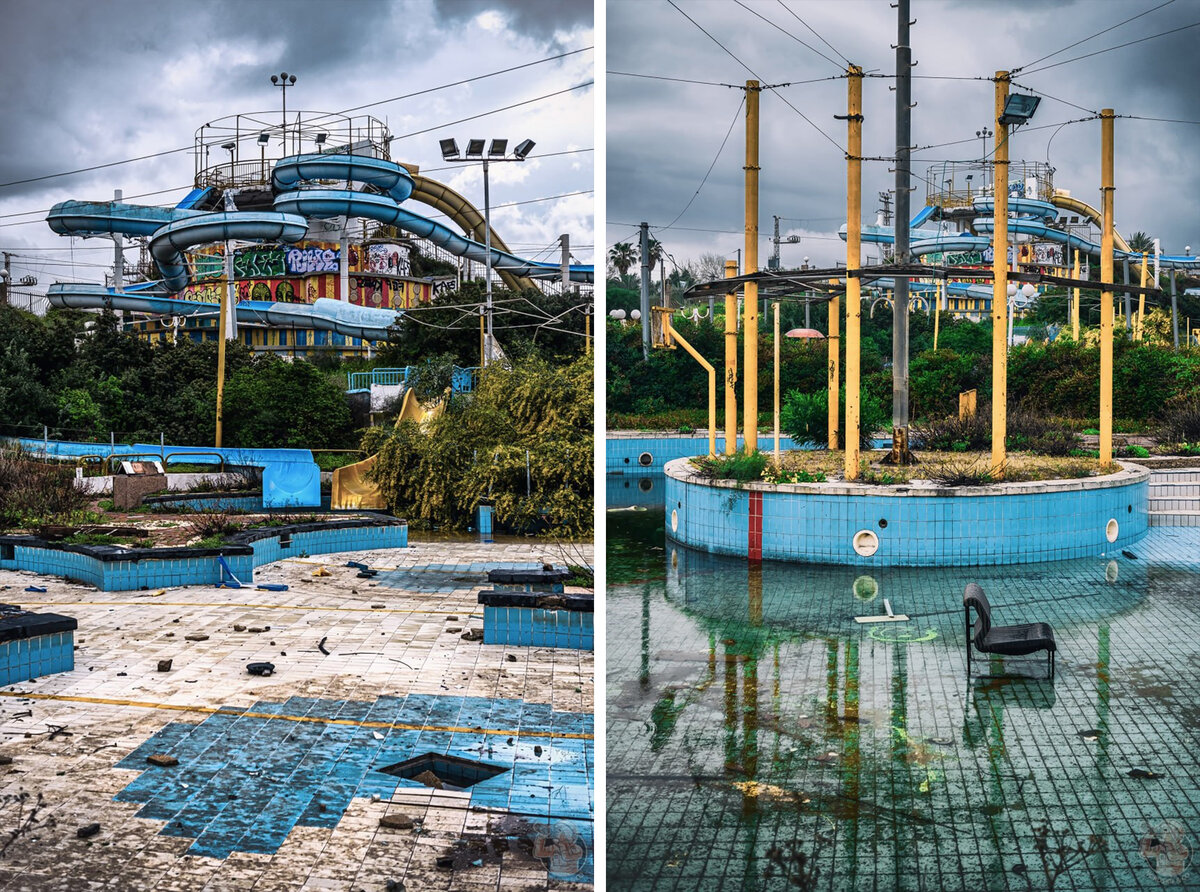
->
748;490;763;561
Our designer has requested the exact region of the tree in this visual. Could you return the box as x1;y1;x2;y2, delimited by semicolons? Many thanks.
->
1127;231;1154;254
694;252;730;283
608;243;636;283
642;237;664;274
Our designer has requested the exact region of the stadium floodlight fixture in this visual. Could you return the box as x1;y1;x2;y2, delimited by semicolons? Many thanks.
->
488;139;508;157
440;138;460;160
999;93;1041;126
513;139;536;159
257;131;270;145
314;132;327;146
465;139;486;158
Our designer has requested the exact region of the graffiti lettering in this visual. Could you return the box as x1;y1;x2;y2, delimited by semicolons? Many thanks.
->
180;283;222;304
286;247;339;275
367;244;410;275
234;247;286;279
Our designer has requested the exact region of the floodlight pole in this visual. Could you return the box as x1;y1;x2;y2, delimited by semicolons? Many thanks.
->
483;156;494;364
1100;108;1116;469
990;71;1011;479
844;65;864;480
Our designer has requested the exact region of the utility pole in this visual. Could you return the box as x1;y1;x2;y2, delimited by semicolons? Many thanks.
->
990;71;1011;478
843;65;864;479
0;252;10;306
878;191;892;226
743;80;761;450
559;233;570;295
1099;109;1115;468
770;215;781;270
1171;267;1180;351
639;222;651;359
891;0;913;463
661;257;668;308
724;259;739;454
1123;259;1132;337
112;189;124;326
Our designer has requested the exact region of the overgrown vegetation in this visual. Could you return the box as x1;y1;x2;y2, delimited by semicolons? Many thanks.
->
363;355;592;537
607;300;1200;444
0;446;90;530
691;449;769;483
0;305;356;448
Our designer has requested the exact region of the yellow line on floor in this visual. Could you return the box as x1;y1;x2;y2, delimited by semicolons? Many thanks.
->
17;601;467;616
0;690;592;740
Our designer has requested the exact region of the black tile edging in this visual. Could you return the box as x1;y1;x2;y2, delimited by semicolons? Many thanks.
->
477;590;594;612
0;514;407;564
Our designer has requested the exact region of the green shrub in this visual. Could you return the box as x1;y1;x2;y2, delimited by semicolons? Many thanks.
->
692;449;768;483
780;387;887;449
0;446;90;530
1006;409;1080;456
916;413;990;452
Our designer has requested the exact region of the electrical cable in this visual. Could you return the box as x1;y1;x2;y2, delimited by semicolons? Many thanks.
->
1012;0;1176;73
733;0;843;70
777;0;850;67
657;97;746;232
1019;18;1200;77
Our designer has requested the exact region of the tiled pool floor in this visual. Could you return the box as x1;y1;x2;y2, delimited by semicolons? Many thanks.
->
0;537;593;890
607;512;1200;891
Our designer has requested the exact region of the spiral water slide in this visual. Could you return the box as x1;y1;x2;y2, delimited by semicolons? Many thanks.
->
44;155;592;338
271;154;593;284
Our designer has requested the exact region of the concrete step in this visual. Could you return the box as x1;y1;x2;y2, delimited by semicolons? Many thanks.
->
1149;510;1200;527
1149;482;1200;498
1150;498;1200;512
1149;469;1200;483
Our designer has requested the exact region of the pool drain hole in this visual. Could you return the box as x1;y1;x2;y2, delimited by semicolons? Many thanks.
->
377;752;508;791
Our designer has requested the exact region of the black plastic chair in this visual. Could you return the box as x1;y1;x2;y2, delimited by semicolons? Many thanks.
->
964;582;1056;680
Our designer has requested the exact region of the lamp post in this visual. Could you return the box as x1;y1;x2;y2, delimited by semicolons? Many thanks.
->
976;127;993;187
439;137;535;366
221;141;236;186
270;72;296;153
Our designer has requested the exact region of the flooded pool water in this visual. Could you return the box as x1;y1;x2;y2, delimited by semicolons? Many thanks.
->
606;477;1200;891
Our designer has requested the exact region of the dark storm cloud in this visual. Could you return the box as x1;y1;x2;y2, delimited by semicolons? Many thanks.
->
608;0;1200;267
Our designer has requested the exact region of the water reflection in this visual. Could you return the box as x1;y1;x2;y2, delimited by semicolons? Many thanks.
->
607;504;1179;892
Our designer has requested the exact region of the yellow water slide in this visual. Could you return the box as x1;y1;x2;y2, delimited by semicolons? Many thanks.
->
409;175;537;293
331;392;447;510
1050;193;1132;253
331;454;387;510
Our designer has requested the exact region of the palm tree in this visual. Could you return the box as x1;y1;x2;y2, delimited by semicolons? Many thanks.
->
1127;231;1154;254
608;243;636;284
643;237;664;273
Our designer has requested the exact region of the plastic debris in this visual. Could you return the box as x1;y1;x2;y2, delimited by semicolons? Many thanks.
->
313;567;331;577
246;662;275;677
24;587;46;593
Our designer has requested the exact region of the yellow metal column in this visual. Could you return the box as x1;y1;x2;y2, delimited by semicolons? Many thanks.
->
585;308;591;355
1072;250;1081;340
743;80;761;451
773;302;781;465
933;280;941;351
1100;109;1115;468
828;288;840;449
990;71;1011;478
844;65;864;479
724;259;739;454
1137;252;1148;340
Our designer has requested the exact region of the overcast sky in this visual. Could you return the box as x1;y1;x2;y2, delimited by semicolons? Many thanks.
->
607;0;1200;274
0;0;593;307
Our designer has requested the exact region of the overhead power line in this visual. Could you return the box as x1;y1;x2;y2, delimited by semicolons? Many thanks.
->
1019;18;1200;76
732;0;843;70
657;96;746;232
1013;0;1176;73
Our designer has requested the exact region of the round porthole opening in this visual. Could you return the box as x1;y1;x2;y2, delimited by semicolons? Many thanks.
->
878;518;888;529
638;452;654;466
671;549;678;569
853;529;880;557
1127;504;1132;514
670;509;679;533
638;477;653;492
852;575;879;601
1105;518;1119;543
623;457;630;464
1105;560;1119;583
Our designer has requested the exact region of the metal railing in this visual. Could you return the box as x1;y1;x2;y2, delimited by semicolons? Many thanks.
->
346;365;480;394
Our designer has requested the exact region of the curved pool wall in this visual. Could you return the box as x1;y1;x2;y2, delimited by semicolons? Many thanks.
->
0;516;406;591
606;431;891;475
663;457;1150;567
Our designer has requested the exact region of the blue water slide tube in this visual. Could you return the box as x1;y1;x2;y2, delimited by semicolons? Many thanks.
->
843;223;991;257
971;197;1200;270
46;285;401;341
272;153;594;284
47;200;200;237
149;212;308;292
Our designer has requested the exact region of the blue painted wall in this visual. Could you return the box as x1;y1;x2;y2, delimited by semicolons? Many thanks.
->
664;460;1150;566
